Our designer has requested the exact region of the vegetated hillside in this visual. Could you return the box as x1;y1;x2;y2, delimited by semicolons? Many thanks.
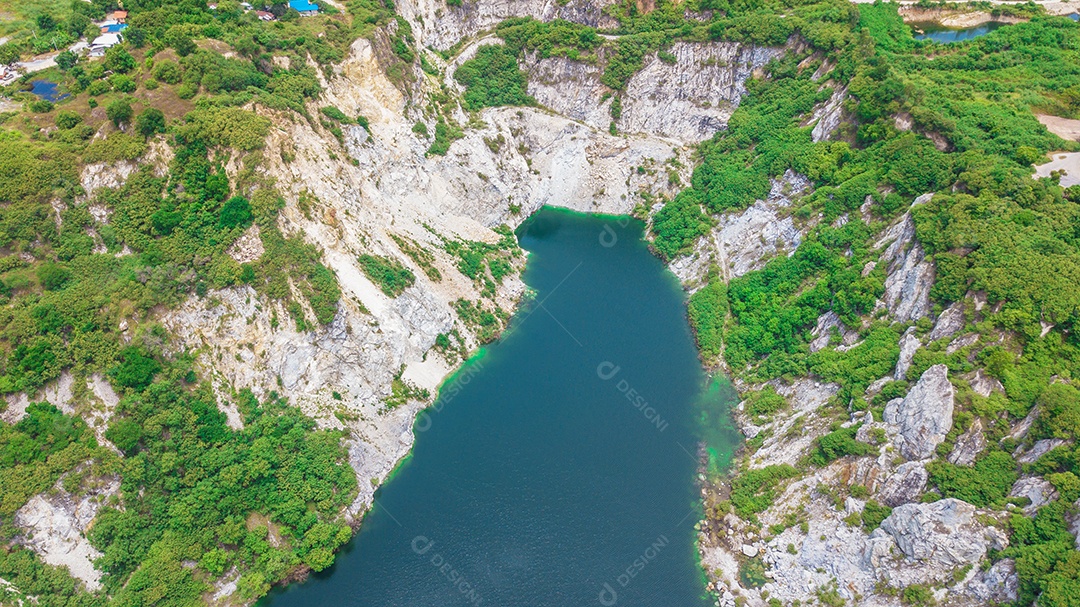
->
1;0;1080;605
666;5;1080;607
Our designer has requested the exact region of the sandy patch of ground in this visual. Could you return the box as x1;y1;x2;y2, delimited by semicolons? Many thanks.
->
1038;114;1080;141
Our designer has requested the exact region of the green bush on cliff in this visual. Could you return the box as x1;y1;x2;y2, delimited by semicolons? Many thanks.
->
730;464;801;520
358;254;417;297
455;44;536;110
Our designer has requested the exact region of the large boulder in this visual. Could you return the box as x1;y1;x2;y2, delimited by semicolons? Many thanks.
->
877;462;928;507
884;364;955;460
876;498;1006;566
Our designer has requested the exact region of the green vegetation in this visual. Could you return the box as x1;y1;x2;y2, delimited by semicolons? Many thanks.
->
861;500;892;530
453;299;507;344
441;227;520;298
454;45;535;110
742;386;786;419
357;254;417;298
729;464;800;521
808;425;872;467
687;270;727;362
927;451;1018;507
390;234;442;282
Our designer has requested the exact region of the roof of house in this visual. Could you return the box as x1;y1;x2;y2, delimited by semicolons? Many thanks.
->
102;23;127;33
111;10;127;18
288;0;319;12
254;10;274;17
91;33;122;47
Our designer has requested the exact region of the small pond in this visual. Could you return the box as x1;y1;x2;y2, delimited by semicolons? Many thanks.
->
29;80;68;102
911;20;1005;43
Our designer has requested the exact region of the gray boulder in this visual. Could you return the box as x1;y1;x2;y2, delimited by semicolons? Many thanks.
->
884;364;955;460
894;327;921;380
966;558;1019;603
947;418;986;466
877;498;1006;566
877;462;928;507
878;214;934;322
927;302;965;342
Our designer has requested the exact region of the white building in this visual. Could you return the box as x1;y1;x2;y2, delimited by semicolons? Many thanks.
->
89;33;122;57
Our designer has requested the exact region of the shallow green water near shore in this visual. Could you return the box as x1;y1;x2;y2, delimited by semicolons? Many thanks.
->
912;20;1004;43
263;207;739;607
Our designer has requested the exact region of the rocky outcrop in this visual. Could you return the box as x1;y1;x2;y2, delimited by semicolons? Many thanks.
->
523;41;781;143
1017;438;1070;464
875;499;1007;566
620;42;781;142
877;461;928;507
227;224;264;263
883;364;954;460
808;310;859;353
399;0;620;50
969;368;1003;397
671;170;809;286
79;160;137;198
1011;477;1058;514
894;327;920;380
947;419;986;466
927;302;965;342
877;211;934;322
14;473;119;591
809;85;847;143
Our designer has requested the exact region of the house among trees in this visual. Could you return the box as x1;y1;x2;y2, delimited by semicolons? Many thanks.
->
288;0;320;16
89;32;122;57
109;9;127;22
254;10;275;20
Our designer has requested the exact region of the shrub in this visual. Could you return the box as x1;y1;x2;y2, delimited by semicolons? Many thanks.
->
809;426;872;467
744;386;787;418
55;111;82;130
104;45;136;73
110;74;137;93
861;500;892;530
108;347;161;391
36;263;70;290
688;273;727;361
106;99;133;127
136;108;166;137
218;196;253;229
730;464;800;519
357;254;416;297
1035;383;1080;440
153;60;183;84
927;451;1018;507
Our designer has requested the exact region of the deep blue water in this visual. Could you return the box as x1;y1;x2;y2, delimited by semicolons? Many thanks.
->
262;208;740;607
913;20;1004;43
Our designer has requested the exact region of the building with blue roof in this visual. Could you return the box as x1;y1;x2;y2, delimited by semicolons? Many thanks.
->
288;0;319;15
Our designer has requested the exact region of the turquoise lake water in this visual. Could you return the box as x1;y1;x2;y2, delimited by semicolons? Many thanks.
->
263;208;740;607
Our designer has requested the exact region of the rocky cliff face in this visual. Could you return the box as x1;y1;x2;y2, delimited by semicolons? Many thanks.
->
398;0;620;50
524;41;782;143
